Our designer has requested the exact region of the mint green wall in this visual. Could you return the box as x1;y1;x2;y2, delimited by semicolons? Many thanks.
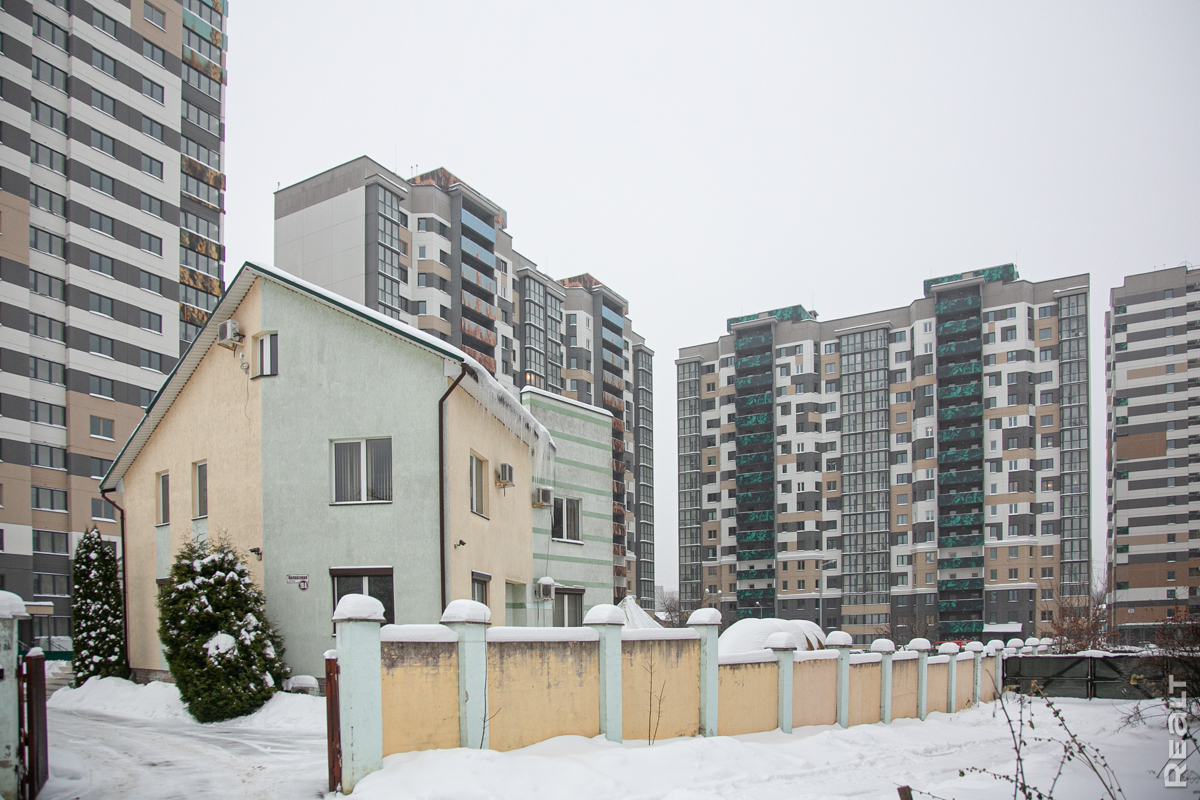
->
518;392;613;624
259;281;448;677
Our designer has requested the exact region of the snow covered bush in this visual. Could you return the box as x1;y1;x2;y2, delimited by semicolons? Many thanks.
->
157;539;288;722
71;527;128;684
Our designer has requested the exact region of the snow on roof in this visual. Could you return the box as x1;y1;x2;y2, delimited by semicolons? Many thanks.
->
102;261;555;492
520;385;612;418
983;623;1025;633
717;618;825;656
0;591;28;620
618;596;662;629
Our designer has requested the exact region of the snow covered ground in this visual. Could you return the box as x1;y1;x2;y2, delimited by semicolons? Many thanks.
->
43;678;1170;799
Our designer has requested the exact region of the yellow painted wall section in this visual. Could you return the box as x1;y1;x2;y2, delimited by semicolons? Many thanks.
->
926;661;949;714
956;658;974;710
793;658;837;727
486;640;600;751
982;657;999;700
891;658;919;719
380;641;460;753
716;662;778;736
445;388;534;623
621;639;700;741
123;280;265;672
848;662;881;726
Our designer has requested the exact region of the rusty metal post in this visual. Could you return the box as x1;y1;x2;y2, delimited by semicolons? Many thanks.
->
22;650;46;798
324;651;341;794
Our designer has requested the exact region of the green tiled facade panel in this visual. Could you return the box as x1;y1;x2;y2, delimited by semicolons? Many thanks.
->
936;338;982;358
736;471;772;485
934;295;982;315
936;316;982;336
734;373;773;390
937;556;985;570
937;513;984;527
736;569;775;580
938;578;984;592
735;451;773;466
938;469;984;486
937;426;982;444
937;491;984;507
938;404;984;421
737;549;774;561
736;491;774;504
938;448;983;465
735;392;772;409
737;432;774;446
938;534;984;548
937;360;983;379
736;413;772;428
937;382;982;400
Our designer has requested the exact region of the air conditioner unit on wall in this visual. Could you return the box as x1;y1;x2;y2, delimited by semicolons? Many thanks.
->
217;319;242;349
534;578;555;601
532;487;552;508
496;463;514;487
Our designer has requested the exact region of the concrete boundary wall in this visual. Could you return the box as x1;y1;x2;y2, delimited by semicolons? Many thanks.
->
338;602;1006;770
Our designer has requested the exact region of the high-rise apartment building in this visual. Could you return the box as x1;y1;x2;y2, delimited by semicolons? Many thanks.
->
678;266;1090;643
0;0;227;643
1105;265;1200;644
275;159;653;605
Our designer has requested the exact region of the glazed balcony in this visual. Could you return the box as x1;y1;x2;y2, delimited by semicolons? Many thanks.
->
737;509;776;524
736;490;775;505
937;598;984;614
737;569;775;581
735;392;772;410
937;360;983;381
734;333;772;353
934;295;982;316
736;607;777;619
939;620;985;634
737;548;775;561
460;263;497;295
461;318;497;347
938;534;984;549
936;338;982;359
735;353;772;371
735;412;772;428
937;491;984;507
937;426;982;445
460;235;496;269
737;588;776;601
937;578;984;592
737;432;774;447
937;382;982;402
937;404;984;422
459;206;497;244
737;529;774;543
936;316;982;337
937;512;984;528
938;469;984;486
937;556;985;570
736;471;772;486
937;448;983;466
735;451;773;467
735;373;773;390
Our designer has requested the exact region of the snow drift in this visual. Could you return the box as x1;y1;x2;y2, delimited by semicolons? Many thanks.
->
717;618;825;656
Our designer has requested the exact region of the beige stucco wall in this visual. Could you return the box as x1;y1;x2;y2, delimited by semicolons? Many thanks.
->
381;640;459;754
926;660;949;714
122;280;264;672
982;656;999;701
793;657;837;727
486;639;600;751
717;662;778;736
956;658;975;710
892;658;919;719
445;388;534;622
621;638;700;741
848;662;882;726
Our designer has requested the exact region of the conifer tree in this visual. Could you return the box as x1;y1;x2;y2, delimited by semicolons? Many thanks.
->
71;527;128;684
157;539;288;722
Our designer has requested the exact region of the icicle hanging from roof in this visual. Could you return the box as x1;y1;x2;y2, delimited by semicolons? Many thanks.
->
458;355;557;486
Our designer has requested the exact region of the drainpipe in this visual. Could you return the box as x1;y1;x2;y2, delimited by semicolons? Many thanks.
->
439;363;473;610
100;486;131;676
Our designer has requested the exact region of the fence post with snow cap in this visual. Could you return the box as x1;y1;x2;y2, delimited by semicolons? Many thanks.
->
989;639;1008;692
441;599;491;750
687;608;721;737
965;641;984;704
585;604;624;743
938;642;960;712
0;592;28;800
872;639;895;724
332;594;384;794
765;633;797;734
909;638;931;721
826;631;853;729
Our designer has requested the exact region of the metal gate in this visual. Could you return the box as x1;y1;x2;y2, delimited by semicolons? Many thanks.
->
325;653;341;794
17;650;47;800
1004;654;1159;699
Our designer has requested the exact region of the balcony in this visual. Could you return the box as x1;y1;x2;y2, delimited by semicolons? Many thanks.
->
937;512;984;528
937;448;983;465
939;620;985;634
735;373;773;390
735;412;772;428
938;469;984;486
937;578;984;592
934;295;982;316
735;451;773;466
735;391;772;409
938;404;984;422
737;509;775;524
460;263;497;295
459;206;496;244
737;529;774;543
602;392;624;413
936;338;982;359
460;290;498;321
737;432;774;447
937;556;985;570
938;534;984;548
462;346;496;374
737;588;776;601
737;548;775;561
735;353;772;371
937;491;983;507
601;327;624;350
937;598;984;613
736;471;772;486
734;333;771;352
461;318;497;347
460;235;496;269
937;360;983;380
937;382;982;401
602;371;625;392
736;490;774;504
937;426;982;445
601;304;625;331
737;569;775;581
736;607;776;619
936;316;982;337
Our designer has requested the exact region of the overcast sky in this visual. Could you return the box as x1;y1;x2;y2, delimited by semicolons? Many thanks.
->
224;2;1200;590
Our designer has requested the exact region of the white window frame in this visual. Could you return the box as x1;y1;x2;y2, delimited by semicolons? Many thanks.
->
469;453;487;517
331;438;393;504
